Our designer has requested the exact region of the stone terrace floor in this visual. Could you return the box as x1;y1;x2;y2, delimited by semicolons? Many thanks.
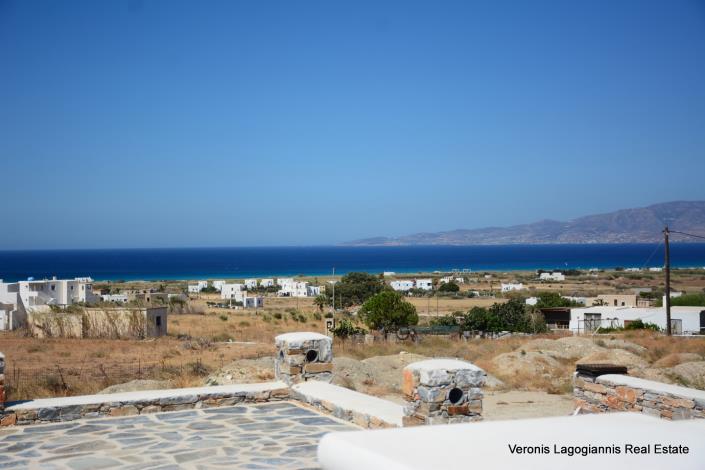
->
0;402;358;469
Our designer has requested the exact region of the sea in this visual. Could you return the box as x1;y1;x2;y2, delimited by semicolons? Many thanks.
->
1;244;705;282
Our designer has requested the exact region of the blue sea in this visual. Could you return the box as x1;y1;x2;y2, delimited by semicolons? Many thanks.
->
1;244;705;282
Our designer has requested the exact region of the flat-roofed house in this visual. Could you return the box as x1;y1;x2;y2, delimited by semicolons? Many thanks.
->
221;283;244;300
391;280;414;292
570;306;705;335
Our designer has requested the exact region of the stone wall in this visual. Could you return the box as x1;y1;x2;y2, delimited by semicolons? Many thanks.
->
403;359;486;426
574;372;705;420
274;332;333;385
0;383;289;427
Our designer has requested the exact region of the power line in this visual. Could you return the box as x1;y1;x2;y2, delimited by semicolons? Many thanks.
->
639;240;663;270
669;230;705;241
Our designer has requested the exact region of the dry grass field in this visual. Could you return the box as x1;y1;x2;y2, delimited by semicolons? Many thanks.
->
3;268;704;400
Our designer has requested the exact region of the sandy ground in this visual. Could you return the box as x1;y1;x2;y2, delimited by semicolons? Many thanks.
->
482;390;575;421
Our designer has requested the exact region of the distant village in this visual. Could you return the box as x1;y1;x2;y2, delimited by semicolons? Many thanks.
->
1;264;703;339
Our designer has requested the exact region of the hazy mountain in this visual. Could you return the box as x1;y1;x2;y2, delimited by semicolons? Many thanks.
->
343;201;705;246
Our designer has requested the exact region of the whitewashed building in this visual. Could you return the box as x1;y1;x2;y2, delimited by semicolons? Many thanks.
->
260;279;275;288
244;279;258;290
525;297;538;306
221;283;244;300
101;294;129;303
278;280;320;297
539;272;565;282
277;278;294;286
569;306;705;335
242;295;264;308
0;277;99;331
440;276;453;284
390;280;414;292
187;285;201;294
415;279;433;291
212;280;226;292
501;282;525;293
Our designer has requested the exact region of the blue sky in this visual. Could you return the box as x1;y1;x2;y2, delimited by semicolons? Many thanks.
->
1;0;705;249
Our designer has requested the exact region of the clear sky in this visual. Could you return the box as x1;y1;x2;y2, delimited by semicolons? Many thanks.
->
2;0;705;249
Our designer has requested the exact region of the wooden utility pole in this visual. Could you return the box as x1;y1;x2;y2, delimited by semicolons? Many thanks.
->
332;267;335;312
664;226;672;336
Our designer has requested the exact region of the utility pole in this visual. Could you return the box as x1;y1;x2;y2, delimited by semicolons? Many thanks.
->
664;226;672;336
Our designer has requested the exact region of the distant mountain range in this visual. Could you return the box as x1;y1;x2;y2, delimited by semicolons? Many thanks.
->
343;201;705;246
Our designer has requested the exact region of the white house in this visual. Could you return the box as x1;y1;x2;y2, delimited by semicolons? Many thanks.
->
390;280;414;292
242;295;264;308
525;297;538;306
440;276;453;284
244;279;258;290
539;272;565;282
415;279;433;291
649;267;664;272
277;278;294;286
260;279;275;288
569;306;704;335
278;280;317;297
101;294;129;303
307;285;322;297
187;285;201;294
212;280;226;292
0;277;98;331
454;277;465;284
501;283;525;293
221;283;244;300
625;268;642;272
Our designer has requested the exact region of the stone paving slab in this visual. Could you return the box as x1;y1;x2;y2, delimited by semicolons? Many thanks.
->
0;401;359;469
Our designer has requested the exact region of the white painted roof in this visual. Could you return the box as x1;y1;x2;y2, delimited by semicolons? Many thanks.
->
293;381;404;426
597;374;705;401
275;332;330;342
318;413;705;470
404;358;482;372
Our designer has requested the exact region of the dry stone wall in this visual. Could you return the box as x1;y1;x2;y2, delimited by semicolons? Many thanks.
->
574;372;705;420
275;332;333;385
403;359;486;426
0;384;290;427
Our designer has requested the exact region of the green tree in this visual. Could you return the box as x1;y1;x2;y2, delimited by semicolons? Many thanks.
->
359;291;418;331
314;294;328;312
438;282;460;293
534;292;581;309
331;318;367;340
326;272;385;308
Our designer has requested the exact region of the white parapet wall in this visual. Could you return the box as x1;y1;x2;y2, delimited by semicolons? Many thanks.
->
292;381;404;428
318;413;705;470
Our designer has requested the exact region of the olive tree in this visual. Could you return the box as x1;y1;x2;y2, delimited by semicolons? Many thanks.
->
359;291;418;332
